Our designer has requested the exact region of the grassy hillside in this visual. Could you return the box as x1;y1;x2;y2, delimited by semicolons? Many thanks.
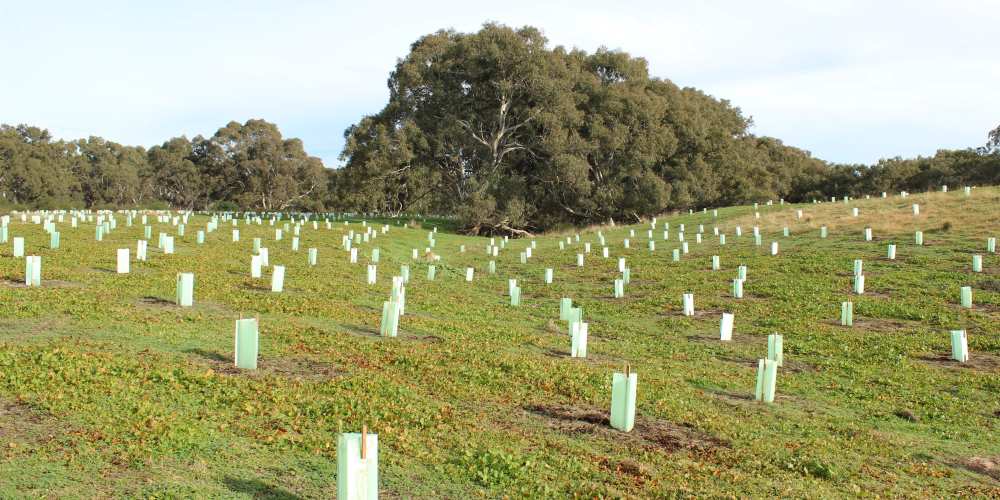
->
1;188;998;498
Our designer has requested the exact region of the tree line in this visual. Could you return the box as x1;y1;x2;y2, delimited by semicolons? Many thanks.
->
0;120;328;212
3;23;998;234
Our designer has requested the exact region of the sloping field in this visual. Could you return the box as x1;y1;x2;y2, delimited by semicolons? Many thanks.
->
1;189;998;497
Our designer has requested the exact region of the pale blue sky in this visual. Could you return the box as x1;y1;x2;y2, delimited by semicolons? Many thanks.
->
2;0;998;167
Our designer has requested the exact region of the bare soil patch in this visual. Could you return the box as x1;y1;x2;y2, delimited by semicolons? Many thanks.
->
523;403;728;454
958;456;1000;482
685;331;755;345
917;353;1000;373
188;349;343;381
3;279;81;289
0;399;63;446
658;307;726;320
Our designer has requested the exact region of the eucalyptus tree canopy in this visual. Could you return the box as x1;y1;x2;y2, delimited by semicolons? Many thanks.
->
336;23;829;234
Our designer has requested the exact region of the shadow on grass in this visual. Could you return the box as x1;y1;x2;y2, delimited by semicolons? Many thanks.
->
184;348;229;363
223;477;303;500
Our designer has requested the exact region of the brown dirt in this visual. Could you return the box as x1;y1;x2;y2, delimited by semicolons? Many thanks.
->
685;332;755;345
819;317;918;332
523;403;728;454
852;318;918;333
660;307;727;319
718;355;818;374
191;351;343;381
959;456;1000;481
0;399;62;446
917;353;1000;373
2;279;81;289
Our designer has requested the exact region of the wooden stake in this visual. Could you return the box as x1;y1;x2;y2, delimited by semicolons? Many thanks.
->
361;425;368;459
624;362;631;377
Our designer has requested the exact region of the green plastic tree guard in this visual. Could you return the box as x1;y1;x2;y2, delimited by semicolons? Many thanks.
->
308;248;318;266
251;254;265;278
755;359;778;403
737;265;747;280
972;255;982;273
767;334;783;366
988;237;996;253
570;321;588;357
711;255;720;271
176;273;194;307
427;265;436;281
960;286;972;308
510;285;521;306
137;240;148;261
49;231;60;249
682;293;694;316
915;231;923;245
613;279;624;298
337;430;378;500
672;249;680;262
841;301;853;326
820;226;828;238
720;313;734;341
567;307;583;324
271;266;285;292
234;318;259;370
887;244;896;260
610;369;637;432
545;268;553;284
559;298;572;320
117;249;130;274
25;256;41;287
950;330;968;363
380;300;400;337
853;274;865;295
732;278;744;299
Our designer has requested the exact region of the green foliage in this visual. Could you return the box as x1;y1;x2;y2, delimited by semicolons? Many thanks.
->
0;189;998;496
0;120;328;212
0;27;996;230
334;24;1000;234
